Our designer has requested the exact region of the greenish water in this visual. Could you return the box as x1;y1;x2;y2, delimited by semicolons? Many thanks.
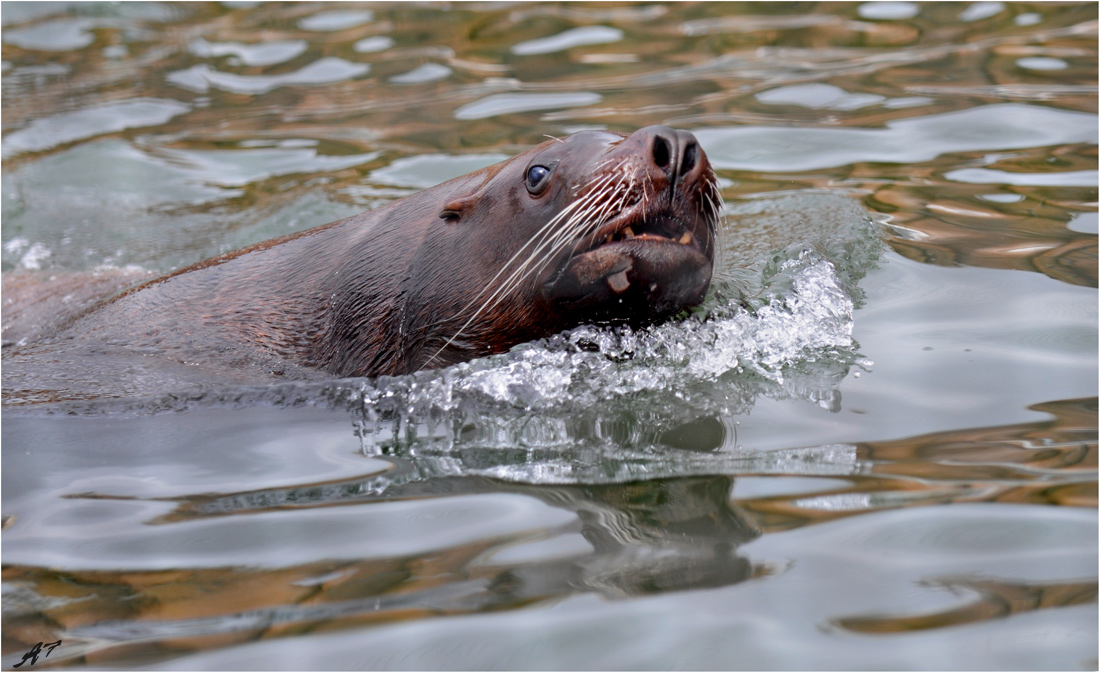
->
2;2;1097;670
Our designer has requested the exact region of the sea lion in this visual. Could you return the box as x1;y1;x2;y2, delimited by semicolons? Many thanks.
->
3;125;721;396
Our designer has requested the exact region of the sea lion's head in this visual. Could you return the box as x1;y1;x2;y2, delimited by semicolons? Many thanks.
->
407;125;722;370
519;125;719;319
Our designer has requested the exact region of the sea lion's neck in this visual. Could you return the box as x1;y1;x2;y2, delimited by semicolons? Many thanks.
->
63;211;386;375
313;199;437;377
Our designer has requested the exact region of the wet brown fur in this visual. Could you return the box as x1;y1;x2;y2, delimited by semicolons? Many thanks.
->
4;127;719;384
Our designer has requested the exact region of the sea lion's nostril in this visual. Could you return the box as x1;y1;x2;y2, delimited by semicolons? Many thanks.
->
653;135;671;171
681;141;697;175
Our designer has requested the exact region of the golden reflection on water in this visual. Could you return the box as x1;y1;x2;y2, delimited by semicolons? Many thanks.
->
740;397;1097;533
3;397;1094;667
3;3;1095;279
833;577;1098;634
4;476;762;667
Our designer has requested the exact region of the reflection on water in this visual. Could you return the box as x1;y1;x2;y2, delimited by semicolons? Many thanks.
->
7;477;759;666
834;576;1098;634
2;398;1094;669
2;1;1097;670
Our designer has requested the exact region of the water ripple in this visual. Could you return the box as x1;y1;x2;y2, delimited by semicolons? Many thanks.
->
188;38;307;67
2;98;190;159
167;58;369;95
511;26;624;56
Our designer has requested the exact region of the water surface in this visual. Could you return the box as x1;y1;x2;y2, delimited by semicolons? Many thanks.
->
2;2;1097;670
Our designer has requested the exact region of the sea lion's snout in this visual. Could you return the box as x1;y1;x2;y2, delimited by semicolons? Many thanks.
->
541;125;722;324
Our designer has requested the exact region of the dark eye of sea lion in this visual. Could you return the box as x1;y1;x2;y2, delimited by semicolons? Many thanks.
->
525;164;552;195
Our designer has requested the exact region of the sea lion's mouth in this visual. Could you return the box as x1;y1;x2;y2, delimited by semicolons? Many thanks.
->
544;200;714;318
581;208;705;257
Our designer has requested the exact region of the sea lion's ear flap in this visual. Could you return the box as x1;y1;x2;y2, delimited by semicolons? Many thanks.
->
439;195;478;222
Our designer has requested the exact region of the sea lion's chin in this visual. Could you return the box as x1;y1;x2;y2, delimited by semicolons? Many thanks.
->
543;210;713;324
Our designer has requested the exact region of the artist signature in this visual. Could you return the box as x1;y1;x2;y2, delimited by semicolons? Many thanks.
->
12;641;61;668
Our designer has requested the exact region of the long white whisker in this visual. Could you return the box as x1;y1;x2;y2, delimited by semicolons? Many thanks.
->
478;182;624;323
422;175;621;364
491;175;620;293
535;178;623;272
526;192;613;282
433;192;595;323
